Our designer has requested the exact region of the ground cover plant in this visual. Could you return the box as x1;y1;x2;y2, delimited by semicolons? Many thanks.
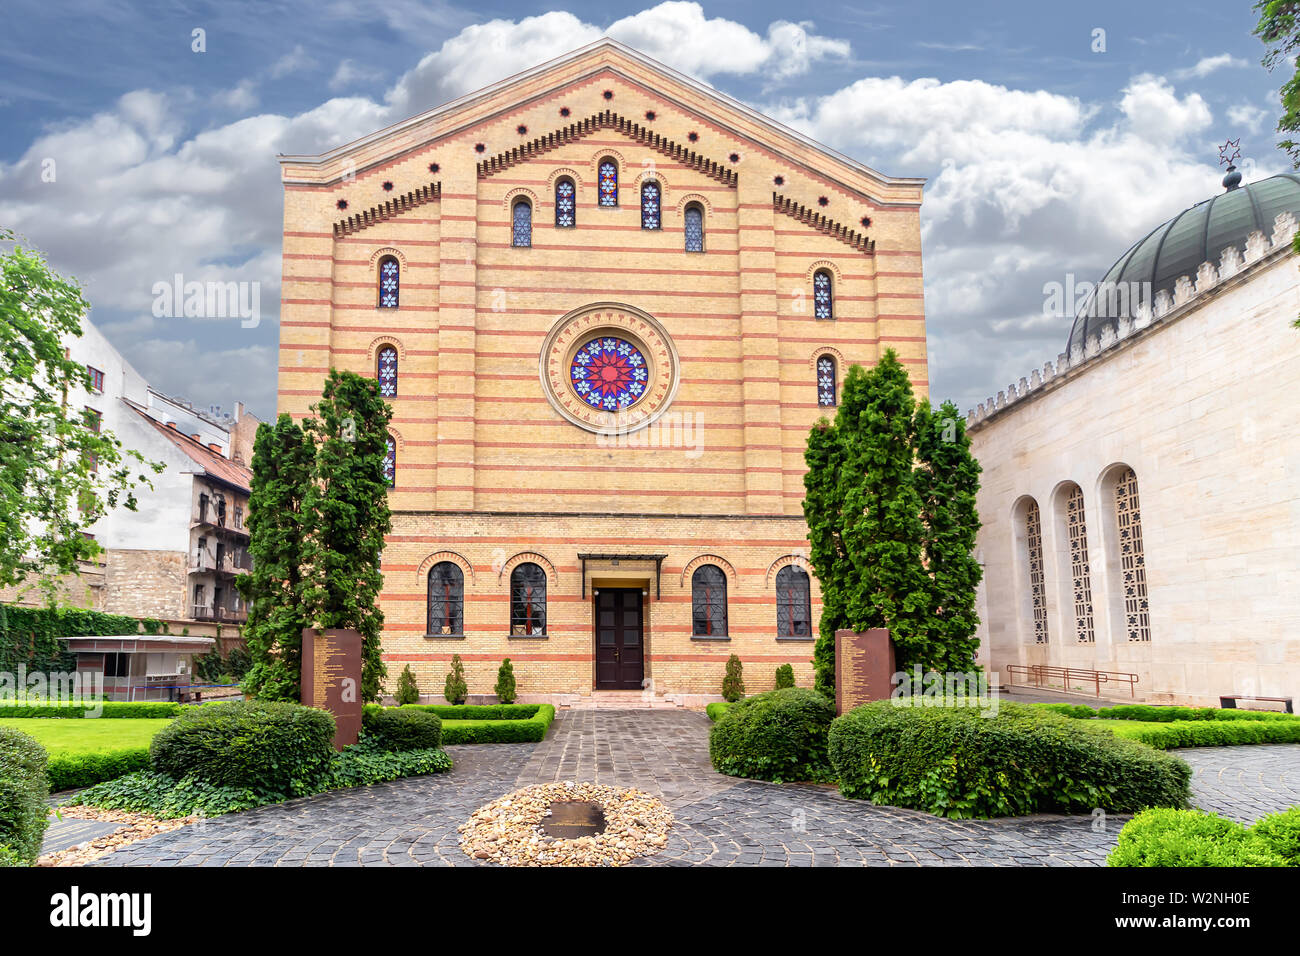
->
1108;806;1300;867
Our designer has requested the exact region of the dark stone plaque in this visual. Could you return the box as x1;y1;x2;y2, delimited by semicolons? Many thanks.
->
541;801;607;839
301;627;363;749
834;628;896;715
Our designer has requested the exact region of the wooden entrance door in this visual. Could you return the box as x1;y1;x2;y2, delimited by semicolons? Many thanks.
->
594;588;644;690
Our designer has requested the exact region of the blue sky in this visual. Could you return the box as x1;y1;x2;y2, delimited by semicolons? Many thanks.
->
0;0;1289;420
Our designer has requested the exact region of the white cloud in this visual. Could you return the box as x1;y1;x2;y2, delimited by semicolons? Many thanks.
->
329;59;386;92
270;45;314;79
1227;101;1270;133
1174;53;1248;79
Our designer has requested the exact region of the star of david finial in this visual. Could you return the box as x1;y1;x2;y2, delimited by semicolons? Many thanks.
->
1218;139;1241;167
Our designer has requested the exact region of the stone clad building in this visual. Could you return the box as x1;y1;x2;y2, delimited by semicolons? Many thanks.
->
275;40;928;702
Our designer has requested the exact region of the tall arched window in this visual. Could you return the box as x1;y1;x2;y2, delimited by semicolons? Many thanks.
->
1065;485;1095;643
598;159;618;206
640;180;661;229
383;436;396;488
555;178;575;227
776;566;811;638
692;565;727;636
512;199;532;247
1023;499;1048;644
813;270;833;319
378;256;399;309
1113;467;1151;642
427;562;464;636
510;563;547;635
817;355;837;407
684;203;704;252
377;345;398;398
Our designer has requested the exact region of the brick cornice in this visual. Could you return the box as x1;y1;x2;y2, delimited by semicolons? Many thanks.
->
333;181;442;238
773;192;874;254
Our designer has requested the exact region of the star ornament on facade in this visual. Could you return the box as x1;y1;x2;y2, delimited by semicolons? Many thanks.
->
1219;139;1241;167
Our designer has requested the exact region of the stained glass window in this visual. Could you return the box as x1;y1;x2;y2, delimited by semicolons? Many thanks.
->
1024;499;1048;644
377;345;397;398
776;566;811;638
570;336;648;411
692;565;727;637
1066;485;1095;643
817;356;836;406
427;562;464;636
684;204;703;252
510;563;547;635
598;159;618;206
641;180;661;230
512;199;532;247
378;256;399;309
813;270;832;319
383;436;396;488
555;178;575;227
1114;468;1151;642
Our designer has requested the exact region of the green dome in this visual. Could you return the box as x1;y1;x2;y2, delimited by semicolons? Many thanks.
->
1070;174;1300;352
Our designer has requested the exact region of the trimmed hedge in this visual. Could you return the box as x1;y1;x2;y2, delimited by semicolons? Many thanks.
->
0;701;182;719
829;701;1192;818
1108;807;1297;867
362;703;555;744
361;707;442;751
0;726;50;864
150;701;336;796
1107;718;1300;749
386;703;541;720
709;688;836;783
1032;703;1099;719
47;747;152;791
1098;704;1298;723
705;702;732;722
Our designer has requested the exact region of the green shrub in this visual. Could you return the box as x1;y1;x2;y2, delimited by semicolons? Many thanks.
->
0;845;27;867
1246;806;1300;866
705;702;732;722
774;664;795;690
495;659;517;704
0;701;181;719
361;707;442;752
444;654;468;704
0;726;50;864
1108;808;1288;867
1108;718;1300;749
709;688;835;783
46;747;151;791
1032;702;1098;719
393;664;420;706
362;703;555;744
721;654;745;702
829;700;1191;818
379;703;540;720
1099;704;1298;723
150;700;336;796
324;745;453;789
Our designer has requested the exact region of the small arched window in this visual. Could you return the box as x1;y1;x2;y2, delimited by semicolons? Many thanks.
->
692;564;727;636
813;270;833;319
382;436;396;488
1113;467;1151;642
776;566;812;638
684;203;704;252
1022;499;1048;644
427;562;464;636
817;355;837;407
555;178;575;227
1064;484;1095;643
378;256;399;309
510;562;547;635
641;180;661;229
377;345;398;398
512;199;532;247
598;159;618;206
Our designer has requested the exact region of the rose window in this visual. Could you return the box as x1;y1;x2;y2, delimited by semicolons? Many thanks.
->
570;337;648;410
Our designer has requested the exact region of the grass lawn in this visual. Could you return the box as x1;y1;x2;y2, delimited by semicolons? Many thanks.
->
0;717;172;755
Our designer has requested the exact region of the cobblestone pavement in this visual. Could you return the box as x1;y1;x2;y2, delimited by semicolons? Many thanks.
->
87;711;1300;867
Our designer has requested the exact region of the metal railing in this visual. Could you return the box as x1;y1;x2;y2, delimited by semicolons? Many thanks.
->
1005;663;1139;698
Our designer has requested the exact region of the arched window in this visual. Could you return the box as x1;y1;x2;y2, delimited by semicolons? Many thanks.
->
692;565;727;636
427;562;464;636
377;345;398;398
1113;467;1151;642
555;178;575;228
684;203;704;252
598;159;618;206
510;562;547;635
817;355;837;407
1064;485;1095;643
776;566;811;638
640;180;661;229
382;436;396;488
813;270;833;319
512;199;532;247
378;256;399;309
1022;499;1048;644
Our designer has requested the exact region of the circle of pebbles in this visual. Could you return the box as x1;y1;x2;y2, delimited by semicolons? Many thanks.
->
459;781;672;867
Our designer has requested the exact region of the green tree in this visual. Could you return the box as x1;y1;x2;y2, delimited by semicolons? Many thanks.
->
494;658;516;704
299;370;393;703
394;664;420;705
774;663;795;689
236;414;313;700
0;231;161;600
721;653;745;702
444;654;468;704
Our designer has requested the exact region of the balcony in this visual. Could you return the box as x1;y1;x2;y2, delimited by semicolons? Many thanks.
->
188;551;250;578
189;605;248;624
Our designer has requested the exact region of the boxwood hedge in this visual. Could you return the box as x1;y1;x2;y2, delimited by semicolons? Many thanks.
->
1098;704;1298;723
0;702;181;719
0;726;50;864
1107;718;1300;749
709;688;836;783
47;747;152;791
829;700;1192;818
364;703;556;744
361;707;442;751
1108;806;1299;867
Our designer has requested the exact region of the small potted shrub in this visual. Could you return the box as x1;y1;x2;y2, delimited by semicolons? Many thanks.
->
774;663;795;689
444;654;468;705
394;664;420;705
495;658;517;704
721;653;745;702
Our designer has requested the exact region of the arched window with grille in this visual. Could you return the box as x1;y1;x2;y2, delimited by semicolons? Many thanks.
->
1113;467;1151;642
692;564;727;636
377;345;398;398
555;178;575;227
510;562;547;635
598;159;618;206
378;255;399;309
382;436;396;488
1064;484;1095;643
641;180;661;229
776;566;811;638
512;199;532;247
1022;499;1049;644
817;355;837;407
427;562;464;636
813;269;833;319
684;203;704;252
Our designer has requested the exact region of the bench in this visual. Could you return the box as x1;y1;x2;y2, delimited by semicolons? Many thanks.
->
1219;695;1294;714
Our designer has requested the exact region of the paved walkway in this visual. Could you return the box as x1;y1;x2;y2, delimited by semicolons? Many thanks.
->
84;710;1300;867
